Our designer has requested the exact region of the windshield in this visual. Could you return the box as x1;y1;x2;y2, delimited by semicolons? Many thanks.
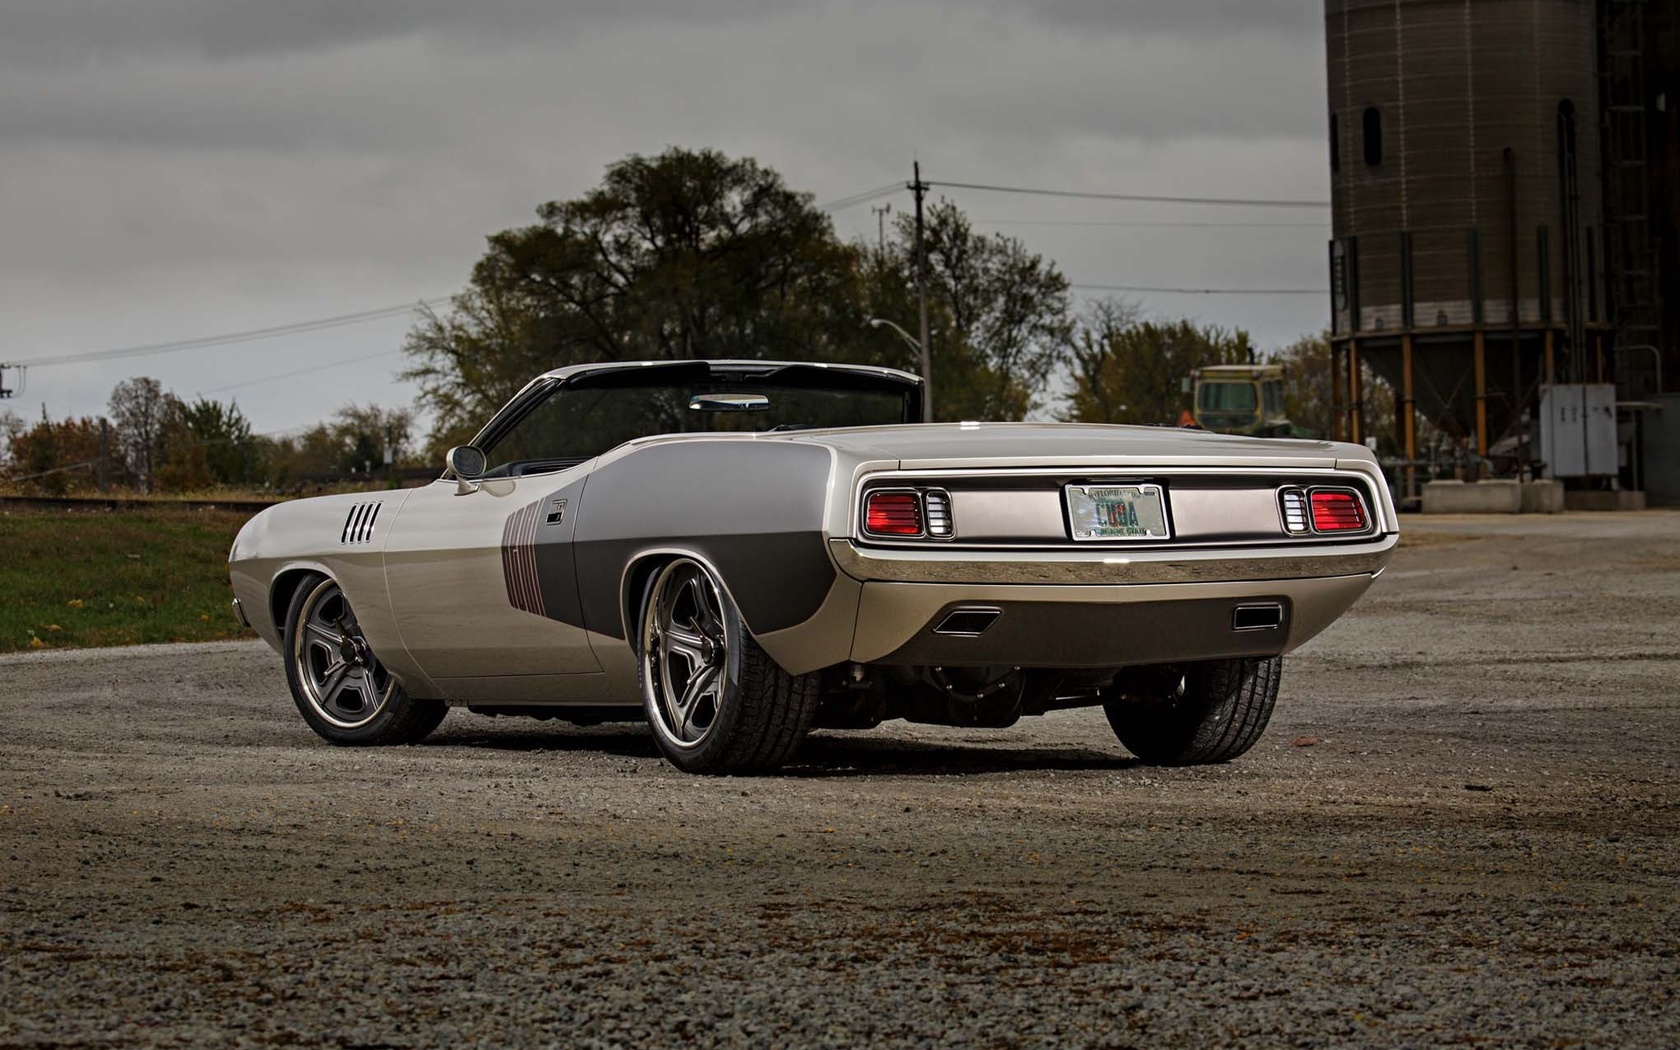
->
482;364;916;477
1198;381;1258;414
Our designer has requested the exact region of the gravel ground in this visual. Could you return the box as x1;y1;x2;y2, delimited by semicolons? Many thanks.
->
3;511;1678;1048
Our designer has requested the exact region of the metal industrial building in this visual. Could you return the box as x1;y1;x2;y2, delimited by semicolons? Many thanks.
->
1324;0;1678;504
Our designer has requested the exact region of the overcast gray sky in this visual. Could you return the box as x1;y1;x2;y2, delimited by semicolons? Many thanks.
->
1;0;1330;438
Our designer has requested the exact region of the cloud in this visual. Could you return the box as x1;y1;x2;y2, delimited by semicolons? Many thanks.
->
0;0;1331;432
1;0;1316;67
0;0;804;65
1022;0;1321;35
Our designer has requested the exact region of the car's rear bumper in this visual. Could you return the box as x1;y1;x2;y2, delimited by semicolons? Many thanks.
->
817;535;1394;669
845;573;1377;666
828;534;1397;587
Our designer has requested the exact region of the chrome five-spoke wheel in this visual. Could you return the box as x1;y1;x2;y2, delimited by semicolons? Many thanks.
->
636;557;822;774
281;573;447;746
642;560;730;749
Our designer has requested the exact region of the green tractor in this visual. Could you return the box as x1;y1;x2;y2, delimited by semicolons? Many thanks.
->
1183;364;1312;438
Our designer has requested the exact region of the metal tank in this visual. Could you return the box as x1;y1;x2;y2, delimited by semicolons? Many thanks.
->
1324;0;1608;489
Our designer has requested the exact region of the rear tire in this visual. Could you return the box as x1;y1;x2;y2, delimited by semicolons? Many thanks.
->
282;574;447;746
637;558;819;774
1103;657;1280;765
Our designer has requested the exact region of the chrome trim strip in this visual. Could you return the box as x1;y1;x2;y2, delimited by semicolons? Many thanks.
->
851;465;1394;545
828;533;1397;586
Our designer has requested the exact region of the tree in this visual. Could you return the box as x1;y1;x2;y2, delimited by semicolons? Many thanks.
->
3;416;104;495
176;398;259;487
1063;303;1256;425
1063;298;1145;424
108;377;176;493
0;409;21;445
262;404;415;487
864;202;1073;421
1272;331;1335;437
1271;331;1397;448
0;410;24;471
404;147;865;447
330;404;414;477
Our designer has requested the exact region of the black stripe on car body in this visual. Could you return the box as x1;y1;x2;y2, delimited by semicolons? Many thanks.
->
561;440;836;639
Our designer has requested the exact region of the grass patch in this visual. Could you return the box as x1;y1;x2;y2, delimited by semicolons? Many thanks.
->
0;506;258;652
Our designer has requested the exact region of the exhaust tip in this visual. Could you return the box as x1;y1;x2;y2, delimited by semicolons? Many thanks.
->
933;607;1003;637
1232;603;1284;632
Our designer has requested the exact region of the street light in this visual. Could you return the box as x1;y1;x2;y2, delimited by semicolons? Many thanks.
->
867;317;933;422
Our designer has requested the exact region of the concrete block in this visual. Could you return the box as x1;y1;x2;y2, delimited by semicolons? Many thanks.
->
1520;480;1565;514
1421;479;1522;514
1564;490;1647;512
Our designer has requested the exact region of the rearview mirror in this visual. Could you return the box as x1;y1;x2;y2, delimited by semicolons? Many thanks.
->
446;445;487;479
689;392;770;412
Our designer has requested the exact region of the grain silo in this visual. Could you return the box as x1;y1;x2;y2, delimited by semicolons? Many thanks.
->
1323;0;1668;498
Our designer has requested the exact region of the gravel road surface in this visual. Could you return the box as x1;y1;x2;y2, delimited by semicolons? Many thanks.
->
3;512;1678;1048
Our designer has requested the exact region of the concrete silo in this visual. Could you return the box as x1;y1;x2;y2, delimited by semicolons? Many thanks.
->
1324;0;1625;495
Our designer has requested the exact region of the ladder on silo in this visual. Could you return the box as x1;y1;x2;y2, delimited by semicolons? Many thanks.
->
1598;0;1663;397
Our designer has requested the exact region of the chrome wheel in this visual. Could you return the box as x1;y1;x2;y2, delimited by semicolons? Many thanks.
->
642;560;731;750
290;577;395;730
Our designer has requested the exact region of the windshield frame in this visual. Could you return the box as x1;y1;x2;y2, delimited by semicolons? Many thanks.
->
458;360;923;478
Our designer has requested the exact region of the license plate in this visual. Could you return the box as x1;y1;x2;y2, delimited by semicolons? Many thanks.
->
1065;483;1170;541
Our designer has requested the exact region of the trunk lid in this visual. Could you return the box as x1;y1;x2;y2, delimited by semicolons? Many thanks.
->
792;422;1348;471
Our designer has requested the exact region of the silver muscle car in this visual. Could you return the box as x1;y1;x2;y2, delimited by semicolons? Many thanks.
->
228;359;1397;773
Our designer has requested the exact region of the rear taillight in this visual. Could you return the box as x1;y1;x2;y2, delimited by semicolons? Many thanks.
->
865;491;924;536
1279;488;1311;534
1309;489;1368;532
923;490;953;538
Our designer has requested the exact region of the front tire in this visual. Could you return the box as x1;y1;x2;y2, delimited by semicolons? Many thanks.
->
1103;657;1281;765
282;574;447;746
637;558;819;774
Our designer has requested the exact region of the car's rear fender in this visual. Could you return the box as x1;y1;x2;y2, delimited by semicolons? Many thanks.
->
568;440;842;644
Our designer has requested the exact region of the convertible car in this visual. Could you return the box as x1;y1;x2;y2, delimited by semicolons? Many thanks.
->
228;359;1396;773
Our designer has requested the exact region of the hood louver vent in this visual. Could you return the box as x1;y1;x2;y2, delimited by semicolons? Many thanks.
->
341;502;382;545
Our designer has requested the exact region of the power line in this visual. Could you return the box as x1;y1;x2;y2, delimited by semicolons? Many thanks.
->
926;179;1330;210
1071;282;1323;296
14;298;450;369
2;459;97;484
198;349;407;396
817;183;903;213
976;218;1328;229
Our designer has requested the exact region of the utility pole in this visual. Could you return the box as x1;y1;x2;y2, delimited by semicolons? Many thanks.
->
98;418;109;493
911;161;933;423
0;363;16;400
871;202;892;252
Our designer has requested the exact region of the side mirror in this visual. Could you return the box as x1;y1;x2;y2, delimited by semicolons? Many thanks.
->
446;445;487;494
447;445;487;478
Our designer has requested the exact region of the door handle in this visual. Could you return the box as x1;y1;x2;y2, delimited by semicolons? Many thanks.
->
544;499;567;525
